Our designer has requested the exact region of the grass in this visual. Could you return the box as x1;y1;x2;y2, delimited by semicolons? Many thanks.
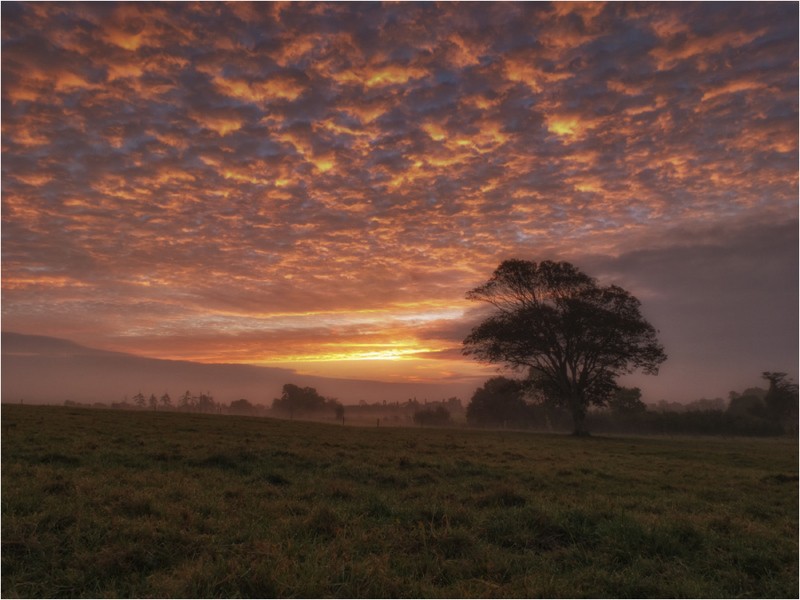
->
2;404;797;598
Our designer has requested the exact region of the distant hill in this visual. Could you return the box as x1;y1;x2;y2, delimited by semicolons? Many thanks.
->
1;332;473;406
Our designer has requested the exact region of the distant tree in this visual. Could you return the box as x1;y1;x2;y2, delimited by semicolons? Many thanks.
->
413;405;451;427
654;399;684;413
762;372;799;424
148;393;158;411
133;392;146;408
607;387;647;416
229;398;255;415
404;398;420;411
160;392;172;409
466;377;528;427
180;390;193;410
272;384;327;418
730;387;768;402
684;397;726;412
196;392;215;413
445;396;464;412
463;259;667;435
727;388;767;418
327;398;345;421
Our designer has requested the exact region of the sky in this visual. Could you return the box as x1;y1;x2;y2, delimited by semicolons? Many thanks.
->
2;1;798;404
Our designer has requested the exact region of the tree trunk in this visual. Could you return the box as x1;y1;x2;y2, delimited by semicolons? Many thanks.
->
570;397;590;436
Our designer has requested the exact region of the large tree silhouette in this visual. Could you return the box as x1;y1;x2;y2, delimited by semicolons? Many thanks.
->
463;260;666;435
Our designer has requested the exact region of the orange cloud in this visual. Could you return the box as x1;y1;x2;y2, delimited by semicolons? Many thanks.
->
213;74;306;103
504;55;572;92
700;79;769;102
444;33;486;69
651;28;767;71
545;115;593;139
2;275;91;290
334;63;429;88
190;112;244;136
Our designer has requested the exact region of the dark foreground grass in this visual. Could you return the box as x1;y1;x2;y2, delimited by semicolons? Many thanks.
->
2;404;797;598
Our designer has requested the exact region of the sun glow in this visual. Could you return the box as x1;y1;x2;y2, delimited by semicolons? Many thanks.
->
268;345;437;363
254;335;448;364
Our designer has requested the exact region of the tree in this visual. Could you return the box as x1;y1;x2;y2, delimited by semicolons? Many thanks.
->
196;392;215;413
132;392;146;408
335;403;346;421
179;390;193;410
445;396;464;413
463;259;666;435
272;384;327;418
148;393;158;411
160;392;172;410
607;386;647;416
727;388;767;418
229;398;255;415
762;372;798;424
466;377;529;427
413;405;451;427
328;399;346;422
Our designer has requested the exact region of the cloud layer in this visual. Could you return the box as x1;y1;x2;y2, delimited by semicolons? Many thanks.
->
2;2;797;401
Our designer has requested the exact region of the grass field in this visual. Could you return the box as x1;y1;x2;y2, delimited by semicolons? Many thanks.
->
2;404;797;598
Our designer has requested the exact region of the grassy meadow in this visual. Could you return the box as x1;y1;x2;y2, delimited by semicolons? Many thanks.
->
2;404;797;598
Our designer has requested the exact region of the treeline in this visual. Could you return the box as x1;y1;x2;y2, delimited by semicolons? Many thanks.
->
66;383;465;426
270;383;464;426
66;390;250;414
344;396;463;425
66;372;796;437
465;372;798;436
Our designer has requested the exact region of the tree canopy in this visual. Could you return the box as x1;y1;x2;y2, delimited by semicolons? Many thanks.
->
463;259;666;434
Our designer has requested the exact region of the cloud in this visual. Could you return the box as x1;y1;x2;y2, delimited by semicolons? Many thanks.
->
2;2;797;403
